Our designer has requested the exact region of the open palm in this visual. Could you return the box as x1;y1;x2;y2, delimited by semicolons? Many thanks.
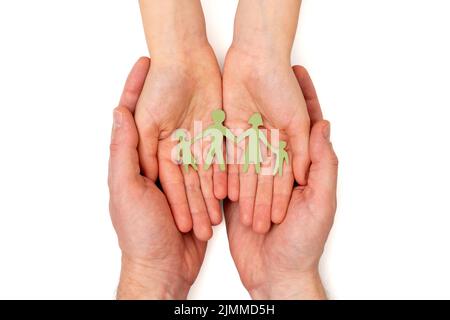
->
109;58;207;298
224;66;337;299
223;49;311;233
134;48;226;241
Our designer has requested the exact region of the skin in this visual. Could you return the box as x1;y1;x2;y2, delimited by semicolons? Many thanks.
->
199;110;234;172
134;0;225;241
224;66;338;299
110;60;337;300
224;0;311;234
111;0;336;300
109;58;207;299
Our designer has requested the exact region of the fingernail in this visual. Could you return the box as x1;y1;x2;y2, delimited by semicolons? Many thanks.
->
113;110;122;129
322;122;330;140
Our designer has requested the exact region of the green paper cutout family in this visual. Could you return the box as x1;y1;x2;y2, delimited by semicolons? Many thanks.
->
175;110;289;176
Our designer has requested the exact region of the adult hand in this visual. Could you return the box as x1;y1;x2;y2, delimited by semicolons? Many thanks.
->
109;58;207;299
224;66;338;300
134;0;225;241
223;0;310;233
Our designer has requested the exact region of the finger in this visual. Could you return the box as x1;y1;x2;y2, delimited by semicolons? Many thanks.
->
286;112;310;186
213;165;227;200
110;56;150;185
308;121;338;201
119;57;151;114
108;107;141;190
198;166;222;225
226;131;239;201
286;67;311;186
227;164;240;202
239;164;257;227
183;168;213;241
253;174;273;234
137;123;159;182
272;158;294;224
134;59;158;182
213;146;228;200
293;65;323;125
159;157;193;233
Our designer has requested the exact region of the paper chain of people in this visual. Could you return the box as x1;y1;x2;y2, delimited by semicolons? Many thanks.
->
175;110;289;176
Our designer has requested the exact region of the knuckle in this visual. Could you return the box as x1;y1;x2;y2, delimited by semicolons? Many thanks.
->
329;143;339;163
190;209;203;216
109;142;121;155
331;153;339;167
330;154;339;167
184;180;200;192
199;169;212;179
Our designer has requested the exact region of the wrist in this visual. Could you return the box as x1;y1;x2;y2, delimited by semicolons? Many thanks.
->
148;38;211;65
228;40;291;67
249;270;327;300
148;41;218;72
231;0;300;62
117;255;190;300
224;44;291;81
230;37;292;65
140;0;210;63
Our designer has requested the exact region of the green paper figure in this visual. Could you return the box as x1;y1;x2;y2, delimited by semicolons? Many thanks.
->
237;113;270;174
175;129;198;173
195;109;235;171
272;140;289;176
174;110;290;176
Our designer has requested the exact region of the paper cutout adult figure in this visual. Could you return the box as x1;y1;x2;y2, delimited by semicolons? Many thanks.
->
175;129;198;172
237;113;271;174
195;109;236;171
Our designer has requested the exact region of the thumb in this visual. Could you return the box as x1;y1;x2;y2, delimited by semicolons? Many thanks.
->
307;120;338;197
108;107;141;191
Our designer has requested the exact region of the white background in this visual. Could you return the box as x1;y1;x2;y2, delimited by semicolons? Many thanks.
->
0;0;449;299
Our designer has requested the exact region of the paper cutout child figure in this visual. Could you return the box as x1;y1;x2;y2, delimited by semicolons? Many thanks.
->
175;129;198;173
272;140;289;176
195;109;235;171
237;112;271;174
